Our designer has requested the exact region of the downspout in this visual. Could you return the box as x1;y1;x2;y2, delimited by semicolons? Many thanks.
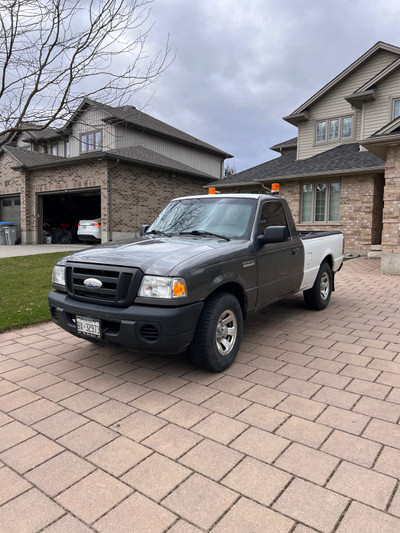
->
107;158;120;242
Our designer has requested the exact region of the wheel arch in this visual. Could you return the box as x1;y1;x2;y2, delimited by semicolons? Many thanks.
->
206;282;248;319
321;254;335;291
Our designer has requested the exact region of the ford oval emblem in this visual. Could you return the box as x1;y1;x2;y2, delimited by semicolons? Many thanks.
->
83;278;102;289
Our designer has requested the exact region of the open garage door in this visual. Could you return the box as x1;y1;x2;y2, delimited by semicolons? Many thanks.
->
40;189;101;244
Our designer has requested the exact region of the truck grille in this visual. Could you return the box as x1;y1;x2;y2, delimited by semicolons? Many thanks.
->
66;263;143;307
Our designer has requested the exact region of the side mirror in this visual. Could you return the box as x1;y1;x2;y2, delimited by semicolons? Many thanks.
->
140;224;150;237
258;225;289;244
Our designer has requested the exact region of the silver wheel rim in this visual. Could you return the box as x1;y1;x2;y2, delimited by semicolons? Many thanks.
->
215;309;237;356
320;271;330;300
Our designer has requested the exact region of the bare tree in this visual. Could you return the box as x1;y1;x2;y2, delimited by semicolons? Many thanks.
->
224;164;236;177
0;0;171;146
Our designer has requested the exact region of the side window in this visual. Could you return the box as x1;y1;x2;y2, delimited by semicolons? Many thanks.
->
259;202;288;235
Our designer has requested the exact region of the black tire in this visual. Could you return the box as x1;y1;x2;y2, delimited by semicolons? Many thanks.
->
303;262;332;310
188;291;243;372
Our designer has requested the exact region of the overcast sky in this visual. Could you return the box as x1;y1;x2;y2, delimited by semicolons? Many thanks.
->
135;0;400;173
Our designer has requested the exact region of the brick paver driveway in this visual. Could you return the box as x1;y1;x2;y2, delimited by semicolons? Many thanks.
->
1;256;400;532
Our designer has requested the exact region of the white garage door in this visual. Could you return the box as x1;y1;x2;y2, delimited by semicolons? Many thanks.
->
0;196;21;226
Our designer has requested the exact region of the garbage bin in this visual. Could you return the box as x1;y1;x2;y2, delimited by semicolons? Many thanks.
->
4;224;17;245
0;222;13;245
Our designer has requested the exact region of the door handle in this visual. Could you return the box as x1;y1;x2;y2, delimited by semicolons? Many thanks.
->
292;247;298;255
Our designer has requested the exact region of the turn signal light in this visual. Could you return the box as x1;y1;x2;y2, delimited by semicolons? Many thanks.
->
172;279;187;297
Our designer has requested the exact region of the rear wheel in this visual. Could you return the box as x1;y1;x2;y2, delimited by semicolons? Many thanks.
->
188;291;243;372
303;262;332;310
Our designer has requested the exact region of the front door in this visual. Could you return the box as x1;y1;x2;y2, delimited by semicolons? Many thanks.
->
256;200;304;308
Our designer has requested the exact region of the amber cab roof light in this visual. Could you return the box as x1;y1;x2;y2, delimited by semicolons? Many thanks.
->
271;183;280;195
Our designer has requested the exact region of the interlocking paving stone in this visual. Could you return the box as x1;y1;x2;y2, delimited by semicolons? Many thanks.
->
1;258;400;532
327;461;396;509
212;497;294;532
273;478;348;531
94;492;176;533
163;473;237;530
222;456;291;505
122;452;191;500
55;469;132;523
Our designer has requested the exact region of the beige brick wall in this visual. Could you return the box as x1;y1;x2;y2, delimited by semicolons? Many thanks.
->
382;146;400;254
0;152;26;229
110;163;209;234
26;161;107;239
221;173;384;251
0;154;208;242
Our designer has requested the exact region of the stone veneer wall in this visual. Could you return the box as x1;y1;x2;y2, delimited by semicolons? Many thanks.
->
381;146;400;274
221;172;384;252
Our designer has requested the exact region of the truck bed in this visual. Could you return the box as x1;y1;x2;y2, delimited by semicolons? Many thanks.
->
299;230;342;240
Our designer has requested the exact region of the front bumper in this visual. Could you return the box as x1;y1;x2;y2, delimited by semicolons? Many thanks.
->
48;290;204;354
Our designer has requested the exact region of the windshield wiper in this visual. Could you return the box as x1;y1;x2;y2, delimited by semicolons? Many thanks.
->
179;230;230;241
146;229;171;237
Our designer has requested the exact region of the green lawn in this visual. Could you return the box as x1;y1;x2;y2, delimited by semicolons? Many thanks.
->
0;252;74;333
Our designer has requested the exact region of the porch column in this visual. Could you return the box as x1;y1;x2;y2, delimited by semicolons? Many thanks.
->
381;146;400;274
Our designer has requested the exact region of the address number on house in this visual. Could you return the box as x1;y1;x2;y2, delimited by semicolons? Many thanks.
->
76;316;102;339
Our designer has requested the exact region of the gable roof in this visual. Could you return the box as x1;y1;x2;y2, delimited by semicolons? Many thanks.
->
2;145;64;166
265;142;384;181
270;137;297;153
284;41;400;125
211;142;384;188
2;144;214;180
209;151;296;188
63;98;232;158
359;115;400;159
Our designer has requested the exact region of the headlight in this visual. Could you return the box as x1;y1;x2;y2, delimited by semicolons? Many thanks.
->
138;275;187;299
52;265;66;288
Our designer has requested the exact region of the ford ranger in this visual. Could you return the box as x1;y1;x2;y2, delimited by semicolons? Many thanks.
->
49;192;344;371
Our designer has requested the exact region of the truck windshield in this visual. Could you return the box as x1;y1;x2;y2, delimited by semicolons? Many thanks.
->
147;197;256;239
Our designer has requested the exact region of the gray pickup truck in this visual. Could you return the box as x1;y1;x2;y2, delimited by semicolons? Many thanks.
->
49;193;344;371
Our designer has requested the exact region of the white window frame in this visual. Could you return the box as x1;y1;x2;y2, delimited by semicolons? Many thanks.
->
300;181;341;223
315;115;354;144
80;130;102;153
392;98;400;120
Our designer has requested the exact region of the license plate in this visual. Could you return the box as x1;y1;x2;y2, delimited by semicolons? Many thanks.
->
76;316;102;339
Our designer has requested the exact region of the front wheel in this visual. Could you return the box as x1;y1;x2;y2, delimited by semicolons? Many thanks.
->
303;262;332;310
188;291;243;372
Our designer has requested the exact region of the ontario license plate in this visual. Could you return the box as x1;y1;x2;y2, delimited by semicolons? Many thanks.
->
76;316;102;339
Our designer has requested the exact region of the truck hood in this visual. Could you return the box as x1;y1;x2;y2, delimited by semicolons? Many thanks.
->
66;236;238;275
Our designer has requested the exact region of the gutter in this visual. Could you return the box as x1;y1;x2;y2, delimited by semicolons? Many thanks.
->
255;165;385;183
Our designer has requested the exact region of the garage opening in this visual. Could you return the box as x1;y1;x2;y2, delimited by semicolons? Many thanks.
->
0;195;21;241
40;189;101;244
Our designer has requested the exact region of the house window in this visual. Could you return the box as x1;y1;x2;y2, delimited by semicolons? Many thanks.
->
316;121;327;142
329;119;339;140
316;116;353;143
80;130;102;153
393;99;400;119
50;143;58;155
301;182;341;223
64;140;70;157
342;116;352;138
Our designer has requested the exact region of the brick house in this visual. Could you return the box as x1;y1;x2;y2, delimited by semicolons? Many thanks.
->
0;98;231;244
212;41;400;274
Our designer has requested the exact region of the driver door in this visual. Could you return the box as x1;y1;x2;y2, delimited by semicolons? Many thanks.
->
256;200;304;308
